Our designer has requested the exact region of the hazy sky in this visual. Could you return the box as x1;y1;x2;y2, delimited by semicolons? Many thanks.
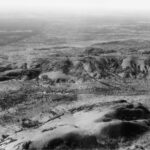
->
0;0;150;17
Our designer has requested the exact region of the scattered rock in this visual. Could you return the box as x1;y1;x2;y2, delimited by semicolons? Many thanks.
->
1;134;9;140
101;103;150;121
21;118;40;128
20;102;150;150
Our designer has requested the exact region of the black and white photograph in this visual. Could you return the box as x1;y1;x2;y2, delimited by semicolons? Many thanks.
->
1;0;150;149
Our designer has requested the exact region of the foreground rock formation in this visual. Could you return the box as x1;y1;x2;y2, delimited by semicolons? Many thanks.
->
1;100;150;150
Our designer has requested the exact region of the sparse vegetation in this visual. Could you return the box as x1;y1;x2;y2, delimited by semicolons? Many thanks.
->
1;17;150;150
